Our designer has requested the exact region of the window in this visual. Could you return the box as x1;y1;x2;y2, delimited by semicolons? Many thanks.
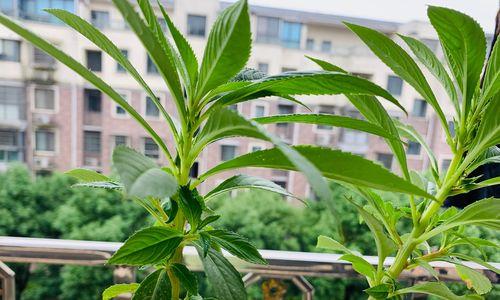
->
84;89;101;112
34;87;55;111
91;10;110;29
84;131;101;153
253;105;266;117
114;135;128;147
20;0;74;23
306;38;314;51
35;129;55;152
281;67;296;72
0;39;20;62
0;1;15;15
441;159;452;171
115;92;129;116
321;41;332;53
144;137;159;159
281;21;301;48
189;162;199;178
86;50;102;72
273;180;287;189
407;141;421;155
257;63;269;74
0;85;25;120
377;153;393;169
0;130;22;162
187;15;206;37
116;50;128;72
256;16;280;44
250;145;263;152
317;105;335;130
412;99;427;117
33;47;55;65
145;96;160;118
341;129;368;144
278;104;294;115
220;145;237;161
227;104;238;111
147;55;159;74
387;75;403;96
448;120;455;137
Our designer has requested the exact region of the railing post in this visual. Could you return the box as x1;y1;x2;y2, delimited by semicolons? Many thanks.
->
0;261;15;300
113;266;135;300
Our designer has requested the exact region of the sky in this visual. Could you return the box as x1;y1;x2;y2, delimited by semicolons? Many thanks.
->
237;0;498;33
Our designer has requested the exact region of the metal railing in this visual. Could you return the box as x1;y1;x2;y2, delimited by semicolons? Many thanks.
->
0;236;498;299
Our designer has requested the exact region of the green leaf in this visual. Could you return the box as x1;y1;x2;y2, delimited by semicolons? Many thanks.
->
73;181;123;190
108;227;183;266
178;186;203;230
195;246;247;300
197;215;221;231
414;258;439;280
198;232;212;258
428;6;486;108
215;71;406;113
339;254;376;279
207;230;266;265
418;198;500;242
102;283;139;300
392;282;482;299
451;253;500;274
132;269;172;300
65;168;111;182
456;264;492;295
171;263;198;295
466;146;500;174
199;145;432;198
0;13;172;161
112;147;178;199
399;35;459;112
364;284;391;299
345;22;449;136
196;0;250;98
204;174;296;201
451;177;500;196
470;94;500;155
305;55;346;72
254;114;397;140
482;38;500;100
316;235;352;254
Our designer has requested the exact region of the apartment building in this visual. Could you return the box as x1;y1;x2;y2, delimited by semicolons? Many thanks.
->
0;0;458;197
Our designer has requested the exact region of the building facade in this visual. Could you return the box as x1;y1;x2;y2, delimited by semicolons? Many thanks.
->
0;0;458;197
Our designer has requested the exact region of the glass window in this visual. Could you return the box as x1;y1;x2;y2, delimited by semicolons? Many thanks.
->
412;99;427;117
0;130;18;147
0;85;25;120
91;10;110;29
278;104;294;115
0;1;15;15
20;0;74;23
84;89;101;112
317;105;335;130
33;47;55;65
114;135;128;147
441;159;452;171
115;92;129;116
86;50;102;72
281;21;301;49
341;129;368;144
0;39;20;62
35;129;55;152
116;49;128;73
84;131;101;153
189;162;199;178
220;145;236;161
256;16;280;44
251;145;263;152
273;180;287;189
321;41;332;53
306;38;314;51
377;153;393;169
257;63;269;74
147;55;159;74
34;87;55;110
144;137;159;159
387;75;403;96
407;141;421;155
448;120;455;137
0;130;21;162
145;96;160;117
187;15;206;37
253;105;266;117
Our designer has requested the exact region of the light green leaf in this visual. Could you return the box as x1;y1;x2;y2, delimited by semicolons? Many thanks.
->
108;227;183;266
102;283;139;300
112;147;178;199
254;114;397;140
345;22;449;136
482;38;500;101
427;6;486;110
215;71;406;113
450;177;500;196
178;186;203;230
456;264;492;295
305;55;346;72
196;0;250;98
207;230;266;265
171;263;198;295
195;246;247;300
316;235;352;254
65;168;111;182
418;198;500;242
399;35;459;112
392;282;482;299
0;13;172;162
451;253;500;274
414;258;439;280
340;254;376;280
470;94;500;155
199;145;433;198
132;269;171;300
204;174;296;201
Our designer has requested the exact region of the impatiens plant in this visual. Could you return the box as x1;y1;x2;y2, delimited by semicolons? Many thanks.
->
0;0;485;299
313;6;500;299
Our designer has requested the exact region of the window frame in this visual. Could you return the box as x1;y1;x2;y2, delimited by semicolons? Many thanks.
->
0;39;20;62
85;49;102;72
187;14;207;37
31;84;59;113
142;92;165;120
220;143;238;161
34;127;57;155
387;75;403;96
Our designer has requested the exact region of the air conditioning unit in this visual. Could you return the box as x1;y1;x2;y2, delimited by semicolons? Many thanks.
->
34;157;50;169
34;115;52;125
315;133;331;146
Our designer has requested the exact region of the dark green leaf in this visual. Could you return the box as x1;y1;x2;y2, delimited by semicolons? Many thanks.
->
102;283;139;300
197;215;221;231
108;227;183;266
178;186;203;230
171;263;198;295
132;269;172;300
364;284;391;299
198;232;212;258
207;230;266;265
195;246;247;300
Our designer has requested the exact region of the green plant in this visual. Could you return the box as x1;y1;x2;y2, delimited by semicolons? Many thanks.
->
311;6;500;299
0;1;449;299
